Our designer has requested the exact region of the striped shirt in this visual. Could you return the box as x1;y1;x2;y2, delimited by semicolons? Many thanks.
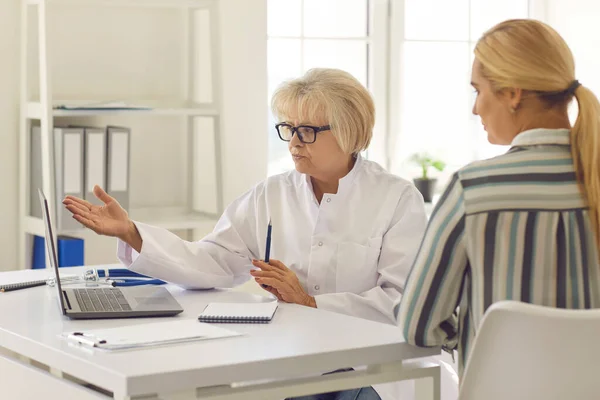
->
397;128;600;377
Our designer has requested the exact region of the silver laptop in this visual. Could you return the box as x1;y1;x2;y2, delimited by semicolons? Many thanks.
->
39;189;184;319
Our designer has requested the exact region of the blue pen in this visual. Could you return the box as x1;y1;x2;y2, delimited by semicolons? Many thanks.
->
265;218;272;262
262;218;272;288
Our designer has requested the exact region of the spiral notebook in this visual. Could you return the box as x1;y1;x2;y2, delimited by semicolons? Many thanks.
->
198;302;279;323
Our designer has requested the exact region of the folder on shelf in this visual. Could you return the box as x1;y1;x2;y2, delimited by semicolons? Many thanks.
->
32;235;84;269
106;126;131;211
30;126;43;219
54;127;85;232
83;127;107;206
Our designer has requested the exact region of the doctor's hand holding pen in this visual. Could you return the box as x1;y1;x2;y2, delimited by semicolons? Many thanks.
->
251;259;317;308
62;185;143;253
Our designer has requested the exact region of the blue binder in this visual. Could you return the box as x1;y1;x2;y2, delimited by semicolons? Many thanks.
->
32;235;84;269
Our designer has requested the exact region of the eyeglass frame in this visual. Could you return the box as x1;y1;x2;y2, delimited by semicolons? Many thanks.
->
275;123;331;144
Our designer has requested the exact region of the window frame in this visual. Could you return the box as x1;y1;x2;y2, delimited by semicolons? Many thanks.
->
266;0;391;174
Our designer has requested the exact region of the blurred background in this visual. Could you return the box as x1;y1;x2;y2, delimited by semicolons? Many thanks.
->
1;0;599;271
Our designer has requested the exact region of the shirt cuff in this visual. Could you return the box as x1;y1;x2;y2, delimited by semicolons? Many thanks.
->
116;222;143;267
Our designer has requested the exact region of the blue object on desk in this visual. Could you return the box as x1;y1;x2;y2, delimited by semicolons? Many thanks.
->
32;235;84;269
95;269;167;287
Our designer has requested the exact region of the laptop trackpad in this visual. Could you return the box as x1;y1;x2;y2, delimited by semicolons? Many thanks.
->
125;287;175;310
134;297;170;305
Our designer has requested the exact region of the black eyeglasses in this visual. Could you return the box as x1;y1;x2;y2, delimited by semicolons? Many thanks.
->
275;123;331;144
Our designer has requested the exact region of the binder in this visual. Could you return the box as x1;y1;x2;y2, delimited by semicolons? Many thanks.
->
57;236;85;267
64;319;241;351
198;302;279;323
32;235;46;269
106;126;131;211
54;127;85;231
32;235;84;268
29;126;43;218
82;127;107;206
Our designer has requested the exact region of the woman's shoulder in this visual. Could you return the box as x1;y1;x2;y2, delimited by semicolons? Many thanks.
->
457;150;528;180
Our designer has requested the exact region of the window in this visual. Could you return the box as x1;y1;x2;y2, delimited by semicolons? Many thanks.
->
267;0;389;176
390;0;530;186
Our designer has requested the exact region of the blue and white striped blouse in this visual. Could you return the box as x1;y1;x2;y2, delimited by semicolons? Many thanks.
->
397;128;600;376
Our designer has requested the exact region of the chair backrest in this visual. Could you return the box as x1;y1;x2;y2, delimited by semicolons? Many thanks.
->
459;300;600;400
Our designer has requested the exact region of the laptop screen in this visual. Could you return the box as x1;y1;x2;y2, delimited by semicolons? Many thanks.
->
38;189;67;315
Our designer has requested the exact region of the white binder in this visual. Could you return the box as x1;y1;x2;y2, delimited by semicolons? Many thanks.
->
106;126;131;211
83;127;107;206
29;126;43;218
54;127;85;232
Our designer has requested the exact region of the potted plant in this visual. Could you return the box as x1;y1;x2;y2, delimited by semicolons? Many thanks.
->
410;153;446;203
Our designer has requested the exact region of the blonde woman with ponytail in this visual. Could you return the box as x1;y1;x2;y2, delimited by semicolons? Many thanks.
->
398;19;600;378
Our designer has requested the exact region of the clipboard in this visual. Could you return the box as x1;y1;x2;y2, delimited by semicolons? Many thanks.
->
64;319;241;351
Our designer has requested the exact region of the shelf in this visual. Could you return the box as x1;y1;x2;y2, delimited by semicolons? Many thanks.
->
129;207;219;231
26;101;219;119
23;207;219;237
23;216;46;237
26;0;213;8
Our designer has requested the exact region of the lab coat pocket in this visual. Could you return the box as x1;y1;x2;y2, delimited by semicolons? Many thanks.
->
336;237;382;294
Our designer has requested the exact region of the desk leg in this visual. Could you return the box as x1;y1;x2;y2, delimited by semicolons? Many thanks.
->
402;360;441;400
415;373;441;400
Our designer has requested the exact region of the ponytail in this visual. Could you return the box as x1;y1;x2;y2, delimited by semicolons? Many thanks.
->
571;85;600;251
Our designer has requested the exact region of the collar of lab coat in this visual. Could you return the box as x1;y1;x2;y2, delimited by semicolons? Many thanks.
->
302;153;363;199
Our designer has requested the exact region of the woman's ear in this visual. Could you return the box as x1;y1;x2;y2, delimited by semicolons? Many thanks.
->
497;87;523;113
507;87;523;112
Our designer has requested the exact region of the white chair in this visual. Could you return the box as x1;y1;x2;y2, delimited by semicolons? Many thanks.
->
459;300;600;400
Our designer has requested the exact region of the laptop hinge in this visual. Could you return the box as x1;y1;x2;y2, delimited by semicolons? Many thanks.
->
62;290;73;310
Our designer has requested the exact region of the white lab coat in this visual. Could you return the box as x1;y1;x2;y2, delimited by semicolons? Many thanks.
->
117;155;441;400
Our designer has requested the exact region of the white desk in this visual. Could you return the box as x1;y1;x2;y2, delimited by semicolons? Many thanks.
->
0;267;440;400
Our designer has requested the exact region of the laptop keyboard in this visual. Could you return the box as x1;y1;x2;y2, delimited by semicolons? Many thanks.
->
74;288;132;312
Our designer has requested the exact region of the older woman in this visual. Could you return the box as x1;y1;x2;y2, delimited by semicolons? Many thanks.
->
398;19;600;379
63;68;427;400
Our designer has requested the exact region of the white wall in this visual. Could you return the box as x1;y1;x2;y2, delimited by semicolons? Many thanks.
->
544;0;600;97
0;0;267;271
0;0;20;271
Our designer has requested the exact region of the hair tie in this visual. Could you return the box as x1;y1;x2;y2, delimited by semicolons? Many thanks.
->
566;80;581;95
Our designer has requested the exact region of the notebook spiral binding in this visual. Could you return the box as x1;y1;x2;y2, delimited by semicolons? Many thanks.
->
0;280;47;292
198;315;271;324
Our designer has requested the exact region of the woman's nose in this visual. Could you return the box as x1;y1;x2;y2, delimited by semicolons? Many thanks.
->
289;130;303;146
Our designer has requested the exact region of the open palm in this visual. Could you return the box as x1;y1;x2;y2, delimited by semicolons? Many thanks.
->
62;185;130;238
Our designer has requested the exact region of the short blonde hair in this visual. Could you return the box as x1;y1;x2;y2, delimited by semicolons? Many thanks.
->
271;68;375;155
475;18;600;255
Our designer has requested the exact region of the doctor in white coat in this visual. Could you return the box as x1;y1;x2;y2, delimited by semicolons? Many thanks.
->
63;68;428;400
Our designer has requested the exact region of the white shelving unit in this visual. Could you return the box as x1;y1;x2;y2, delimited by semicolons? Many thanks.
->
18;0;223;269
